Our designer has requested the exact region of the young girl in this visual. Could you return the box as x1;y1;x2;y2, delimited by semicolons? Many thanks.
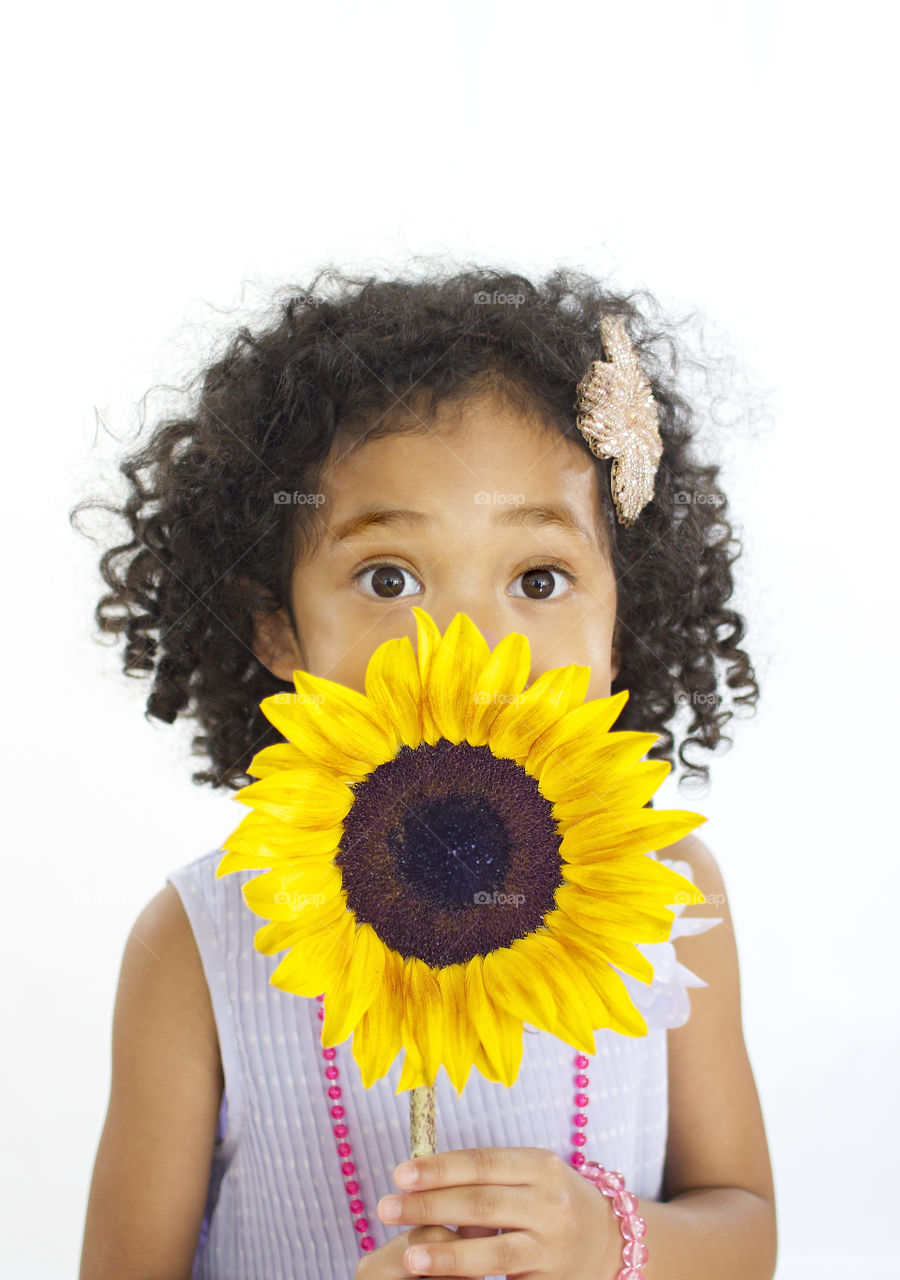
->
76;264;777;1280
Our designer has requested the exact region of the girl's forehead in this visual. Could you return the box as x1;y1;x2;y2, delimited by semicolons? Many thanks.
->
320;393;604;523
312;456;609;571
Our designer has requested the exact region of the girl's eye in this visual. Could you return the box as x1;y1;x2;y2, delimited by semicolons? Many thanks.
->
509;566;574;601
355;563;423;599
354;562;574;601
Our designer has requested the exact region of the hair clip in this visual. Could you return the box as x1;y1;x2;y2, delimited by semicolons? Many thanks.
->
574;314;663;526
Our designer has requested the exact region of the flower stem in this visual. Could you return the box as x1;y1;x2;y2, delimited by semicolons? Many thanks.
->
409;1084;437;1157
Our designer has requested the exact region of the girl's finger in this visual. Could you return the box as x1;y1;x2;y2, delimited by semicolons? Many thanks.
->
379;1183;536;1231
401;1225;468;1279
403;1227;527;1278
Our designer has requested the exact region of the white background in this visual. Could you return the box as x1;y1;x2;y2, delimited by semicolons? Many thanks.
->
2;2;898;1277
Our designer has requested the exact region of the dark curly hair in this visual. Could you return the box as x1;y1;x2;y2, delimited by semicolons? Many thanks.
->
71;262;760;794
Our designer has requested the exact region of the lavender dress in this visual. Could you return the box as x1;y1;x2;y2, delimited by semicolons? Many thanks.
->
166;848;719;1280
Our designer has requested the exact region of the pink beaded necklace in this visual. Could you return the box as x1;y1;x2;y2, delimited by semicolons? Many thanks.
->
313;992;597;1257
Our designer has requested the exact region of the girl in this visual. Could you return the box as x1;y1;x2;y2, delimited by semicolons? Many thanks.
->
76;264;776;1280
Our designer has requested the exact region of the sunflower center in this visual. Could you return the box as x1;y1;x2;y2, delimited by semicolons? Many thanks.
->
388;794;511;910
336;738;564;968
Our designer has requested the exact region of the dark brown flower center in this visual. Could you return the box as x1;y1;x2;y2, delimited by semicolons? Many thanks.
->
335;739;564;967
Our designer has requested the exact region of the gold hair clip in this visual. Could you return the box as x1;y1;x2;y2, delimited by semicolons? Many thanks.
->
574;314;663;526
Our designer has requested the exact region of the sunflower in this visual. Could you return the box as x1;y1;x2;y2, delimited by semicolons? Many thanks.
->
218;607;706;1097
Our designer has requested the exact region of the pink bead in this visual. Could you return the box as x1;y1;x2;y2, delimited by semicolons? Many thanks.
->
337;1143;352;1158
325;1066;339;1080
616;1270;642;1280
355;1218;370;1233
316;993;325;1001
322;1047;337;1060
601;1169;625;1193
317;1009;324;1020
361;1237;374;1251
349;1197;363;1213
331;1106;346;1120
328;1086;342;1099
621;1215;647;1242
342;1162;356;1177
573;1113;588;1127
623;1240;649;1267
574;1055;590;1069
334;1124;348;1138
575;1074;589;1088
572;1132;586;1147
575;1093;589;1107
571;1152;585;1167
345;1179;359;1194
612;1190;638;1218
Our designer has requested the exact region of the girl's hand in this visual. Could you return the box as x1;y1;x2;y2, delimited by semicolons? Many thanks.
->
354;1222;495;1279
374;1146;619;1278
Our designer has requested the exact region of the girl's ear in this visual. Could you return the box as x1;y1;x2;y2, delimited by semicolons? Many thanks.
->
611;619;622;683
234;577;305;682
251;606;305;683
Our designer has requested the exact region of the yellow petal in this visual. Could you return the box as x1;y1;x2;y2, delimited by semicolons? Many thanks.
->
558;807;707;859
561;854;701;900
471;1038;505;1084
217;848;284;877
320;923;387;1046
524;688;630;774
352;946;404;1088
556;879;677;944
424;612;492;743
260;680;394;778
397;1031;426;1092
465;631;532;746
364;634;424;750
269;911;356;997
410;607;446;745
399;959;444;1089
559;931;649;1036
546;901;655;984
247;741;317;779
220;808;344;865
253;893;348;955
482;941;558;1035
539;730;658;806
463;954;524;1086
584;759;672;812
523;933;597;1053
233;768;355;825
488;664;591;766
241;862;344;920
438;963;479;1096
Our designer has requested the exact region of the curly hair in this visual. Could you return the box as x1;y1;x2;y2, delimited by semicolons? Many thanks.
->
71;262;759;794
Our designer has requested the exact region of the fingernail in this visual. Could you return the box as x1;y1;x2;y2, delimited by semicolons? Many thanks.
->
394;1161;419;1186
378;1196;402;1220
406;1247;429;1269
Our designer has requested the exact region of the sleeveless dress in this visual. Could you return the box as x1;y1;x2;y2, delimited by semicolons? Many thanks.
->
166;847;720;1280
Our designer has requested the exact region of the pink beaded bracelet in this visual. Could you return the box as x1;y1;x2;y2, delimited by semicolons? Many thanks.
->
577;1161;649;1280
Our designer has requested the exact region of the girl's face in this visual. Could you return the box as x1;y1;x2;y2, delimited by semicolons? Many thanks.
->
253;389;621;700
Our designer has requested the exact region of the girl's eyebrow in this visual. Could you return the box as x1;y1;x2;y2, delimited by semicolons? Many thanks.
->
328;502;596;549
